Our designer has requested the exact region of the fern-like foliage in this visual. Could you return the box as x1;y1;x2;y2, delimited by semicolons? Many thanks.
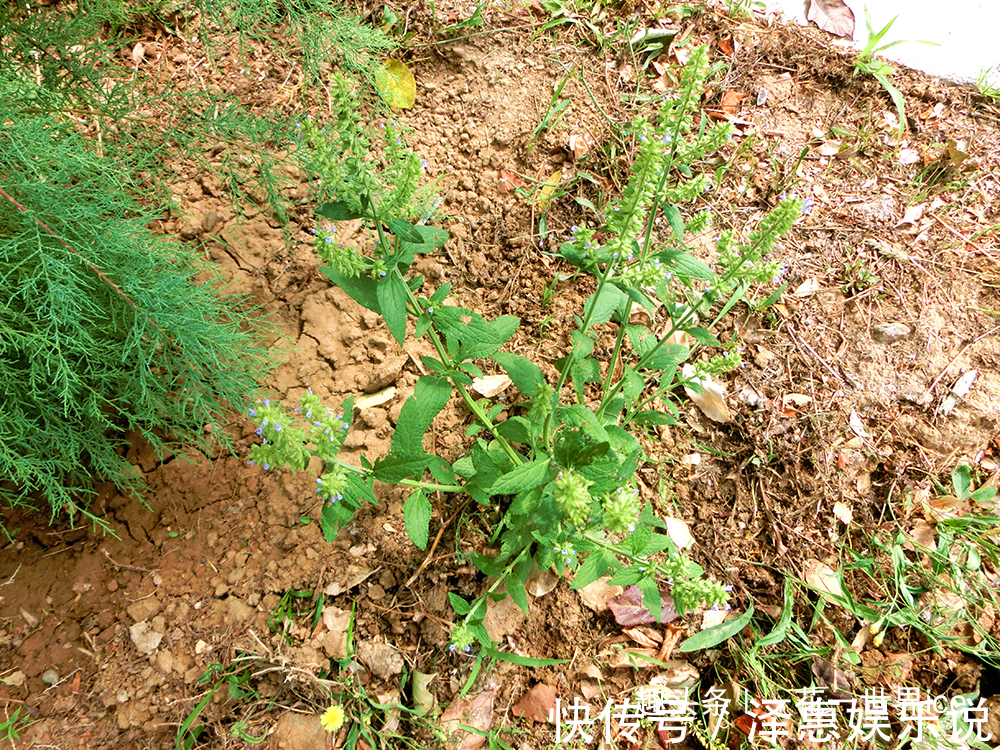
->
0;115;271;525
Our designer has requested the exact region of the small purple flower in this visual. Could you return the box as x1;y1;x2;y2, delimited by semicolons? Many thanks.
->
263;463;270;471
248;408;257;417
421;159;428;169
261;419;268;427
255;427;263;436
380;271;387;277
247;460;254;466
263;399;270;406
802;196;815;215
449;644;457;652
275;424;283;432
570;225;579;233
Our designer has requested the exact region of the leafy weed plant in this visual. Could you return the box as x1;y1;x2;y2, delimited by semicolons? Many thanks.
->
248;47;803;675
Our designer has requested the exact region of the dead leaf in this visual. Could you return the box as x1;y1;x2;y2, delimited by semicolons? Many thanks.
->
898;148;920;166
905;519;937;551
848;410;870;439
832;501;853;525
439;689;496;750
498;169;522;193
664;516;693;549
682;364;731;423
895;202;926;228
525;562;559;598
374;59;417;109
925;494;970;522
568;132;594;160
608;585;678;626
132;42;146;67
811;656;853;701
512;683;557;723
817;139;842;157
471;374;511;398
575;576;623;612
535;169;561;211
355;387;396;410
802;559;847;600
792;278;820;297
623;627;662;648
718;36;735;57
721;90;747;115
806;0;855;38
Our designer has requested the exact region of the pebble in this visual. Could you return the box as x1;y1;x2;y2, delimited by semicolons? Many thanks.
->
872;322;912;343
41;669;60;685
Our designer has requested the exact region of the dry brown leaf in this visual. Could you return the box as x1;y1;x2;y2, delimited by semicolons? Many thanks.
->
439;689;496;750
905;519;937;551
525;563;559;598
355;387;396;410
817;139;842;156
832;501;853;525
535;169;561;211
792;278;820;297
623;627;662;648
664;515;693;549
721;90;747;115
512;683;557;724
806;0;855;38
682;364;731;423
498;169;522;193
802;559;847;600
896;202;926;227
575;576;623;612
471;374;511;398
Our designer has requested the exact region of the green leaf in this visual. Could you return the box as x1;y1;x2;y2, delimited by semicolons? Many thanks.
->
413;225;450;248
506;555;533;616
385;217;425;244
321;267;380;313
372;453;431;483
448;593;471;615
757;581;793;648
393;375;452;456
583;284;628;327
637;577;662;623
496;416;533;445
377;272;409;345
492;352;545;397
952;465;972;500
669;252;715;281
491;459;551;495
632;410;675;426
403;491;432;550
621;366;645;401
320;500;356;542
679;605;754;652
483;648;567;667
664;203;685;240
687;327;721;347
317;201;365;221
570;549;620;590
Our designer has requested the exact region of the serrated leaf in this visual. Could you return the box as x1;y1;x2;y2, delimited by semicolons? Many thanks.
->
316;200;365;221
372;453;431;483
679;605;754;652
374;58;416;109
321;267;380;313
413;225;449;248
393;375;452;456
385;217;425;244
448;593;471;615
492;351;545;397
583;285;629;328
670;253;715;281
377;272;409;345
687;327;721;347
491;459;551;495
496;416;533;444
403;490;432;549
570;550;620;590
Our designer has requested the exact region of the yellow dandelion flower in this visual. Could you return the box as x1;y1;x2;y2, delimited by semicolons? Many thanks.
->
321;704;346;733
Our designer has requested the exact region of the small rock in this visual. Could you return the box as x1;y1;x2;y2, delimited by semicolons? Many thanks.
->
127;597;161;623
362;355;407;393
271;712;328;750
130;621;163;655
872;322;912;344
202;211;225;233
357;641;404;680
19;607;38;629
41;669;60;685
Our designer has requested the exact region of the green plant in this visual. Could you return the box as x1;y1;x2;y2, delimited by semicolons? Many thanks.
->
0;112;270;526
853;10;937;135
248;47;803;673
977;66;1000;102
0;706;31;740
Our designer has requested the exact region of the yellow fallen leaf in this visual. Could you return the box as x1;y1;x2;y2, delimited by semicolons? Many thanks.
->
535;169;561;211
374;59;416;109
